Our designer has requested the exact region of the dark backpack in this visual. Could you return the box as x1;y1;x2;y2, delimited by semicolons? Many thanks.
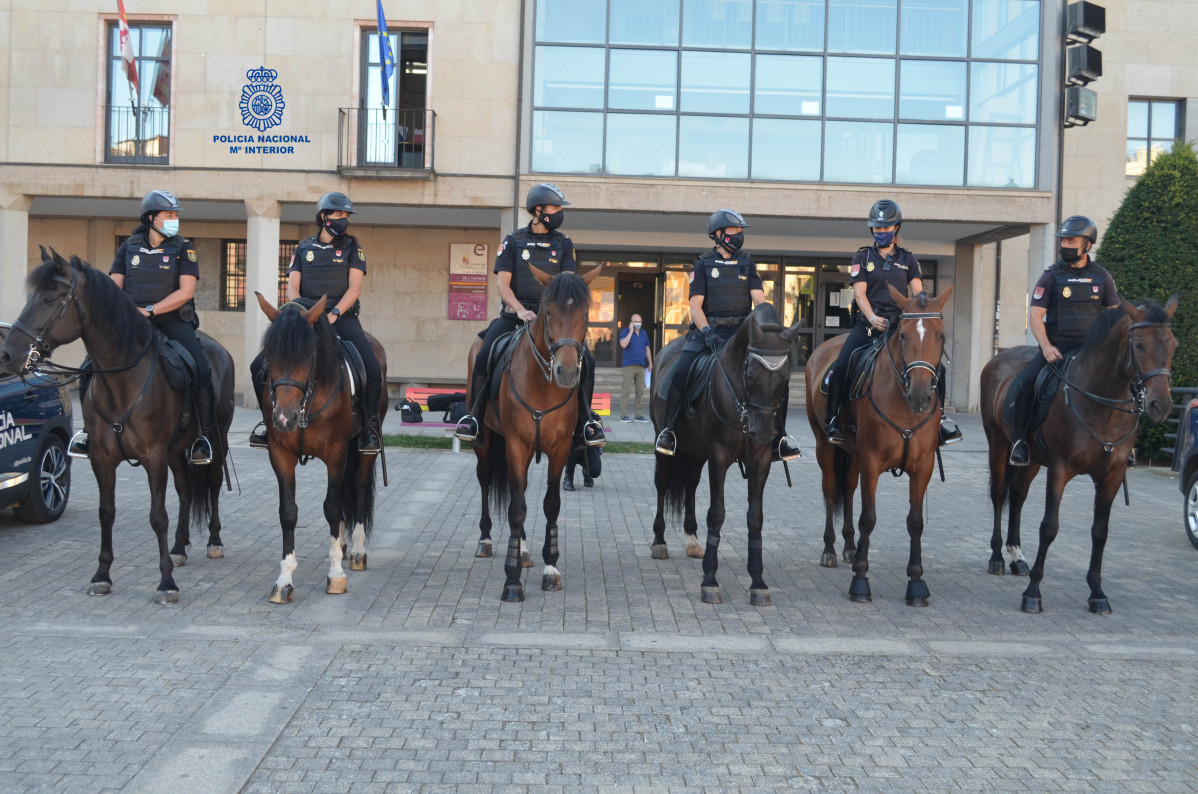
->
399;398;423;423
444;399;468;424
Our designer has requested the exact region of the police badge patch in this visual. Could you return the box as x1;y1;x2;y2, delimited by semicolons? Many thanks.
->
187;249;197;262
305;251;315;262
1062;286;1072;298
522;249;531;260
711;268;720;278
358;249;365;262
850;264;860;277
866;262;875;272
1033;287;1044;300
131;255;141;267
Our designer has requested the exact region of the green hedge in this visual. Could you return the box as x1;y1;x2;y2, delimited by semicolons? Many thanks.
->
1096;142;1198;457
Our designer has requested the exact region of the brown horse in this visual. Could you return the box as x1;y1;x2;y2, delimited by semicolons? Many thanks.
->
980;295;1179;614
805;285;954;606
254;293;388;603
0;250;234;604
467;265;602;602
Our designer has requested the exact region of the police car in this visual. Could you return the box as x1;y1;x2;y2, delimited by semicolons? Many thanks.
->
0;323;73;523
1173;391;1198;549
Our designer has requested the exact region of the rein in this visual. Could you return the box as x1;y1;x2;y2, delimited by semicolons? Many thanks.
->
506;313;584;464
267;348;346;465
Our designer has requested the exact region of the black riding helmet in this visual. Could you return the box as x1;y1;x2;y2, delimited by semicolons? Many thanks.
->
315;191;354;224
525;183;570;214
867;199;902;229
139;189;181;224
1055;215;1098;244
707;209;750;240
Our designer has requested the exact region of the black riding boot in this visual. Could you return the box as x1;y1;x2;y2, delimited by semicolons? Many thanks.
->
654;381;685;456
1008;380;1031;466
824;368;847;445
190;385;215;465
772;396;801;461
249;357;269;448
359;384;382;453
937;365;962;446
455;373;488;443
68;359;94;458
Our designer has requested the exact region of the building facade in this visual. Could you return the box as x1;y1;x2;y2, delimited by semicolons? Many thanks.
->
0;0;1193;409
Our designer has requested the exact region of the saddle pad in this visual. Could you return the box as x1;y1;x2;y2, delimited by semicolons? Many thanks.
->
338;338;366;399
158;335;194;393
1002;351;1076;431
817;332;887;401
486;326;526;402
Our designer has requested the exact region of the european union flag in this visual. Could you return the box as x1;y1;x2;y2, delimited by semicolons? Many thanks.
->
377;0;396;120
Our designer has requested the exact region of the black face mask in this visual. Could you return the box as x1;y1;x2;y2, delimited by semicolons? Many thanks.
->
541;210;565;230
1059;245;1085;265
719;232;744;254
324;217;349;238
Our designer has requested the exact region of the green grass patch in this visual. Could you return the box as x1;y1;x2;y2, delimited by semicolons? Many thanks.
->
383;434;655;455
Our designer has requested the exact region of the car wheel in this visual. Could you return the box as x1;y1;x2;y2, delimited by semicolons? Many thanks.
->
13;435;71;524
1187;471;1198;550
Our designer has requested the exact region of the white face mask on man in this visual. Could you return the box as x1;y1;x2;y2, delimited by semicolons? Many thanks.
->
632;321;641;330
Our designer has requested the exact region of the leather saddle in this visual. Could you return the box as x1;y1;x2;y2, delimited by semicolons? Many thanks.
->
1002;350;1079;433
473;325;527;404
660;345;721;415
157;333;196;394
818;330;890;402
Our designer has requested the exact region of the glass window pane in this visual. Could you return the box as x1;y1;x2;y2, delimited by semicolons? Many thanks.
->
901;0;968;57
755;55;821;115
683;0;753;48
1126;139;1148;176
755;0;824;51
610;0;681;46
1151;102;1178;139
606;113;677;176
900;60;966;121
828;0;897;54
970;62;1037;124
896;123;965;185
681;51;751;114
826;57;895;120
534;46;605;108
1127;100;1148;138
968;125;1036;187
536;0;607;42
610;50;678;111
1148;140;1173;165
679;116;749;178
972;0;1039;60
824;121;893;183
751;118;821;180
532;111;604;173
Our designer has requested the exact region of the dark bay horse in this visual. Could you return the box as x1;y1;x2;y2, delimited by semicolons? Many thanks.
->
805;285;954;606
467;265;602;602
0;250;233;604
648;303;802;605
254;293;388;603
980;295;1179;614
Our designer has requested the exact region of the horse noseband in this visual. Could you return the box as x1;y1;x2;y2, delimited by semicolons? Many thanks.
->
890;311;943;396
268;352;319;428
1126;321;1173;414
529;317;585;383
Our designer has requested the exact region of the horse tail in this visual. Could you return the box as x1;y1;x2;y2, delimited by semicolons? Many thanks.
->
660;453;688;525
486;431;511;520
188;456;214;528
340;437;376;535
830;445;852;524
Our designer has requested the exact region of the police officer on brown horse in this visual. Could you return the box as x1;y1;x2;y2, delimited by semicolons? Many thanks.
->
1008;215;1120;466
69;189;215;465
455;183;604;448
654;209;801;461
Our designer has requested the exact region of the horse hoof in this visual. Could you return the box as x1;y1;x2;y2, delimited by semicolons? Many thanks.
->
987;560;1005;575
1011;560;1031;576
476;540;493;558
155;589;179;606
207;545;223;560
1020;594;1042;613
268;584;294;604
700;585;722;604
1089;598;1111;615
170;554;187;567
541;573;562;591
848;576;872;603
501;583;525;603
650;544;669;560
686;543;704;559
87;582;111;596
351;553;367;571
842;549;855;564
749;589;771;607
521;551;532;569
326;576;347;595
905;580;930;607
820;552;838;568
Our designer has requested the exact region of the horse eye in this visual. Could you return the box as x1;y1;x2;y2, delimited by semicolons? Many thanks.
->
43;295;56;304
1134;342;1145;352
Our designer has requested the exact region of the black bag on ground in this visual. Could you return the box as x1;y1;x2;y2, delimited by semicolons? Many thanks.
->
427;392;468;412
399;398;423;423
445;399;468;424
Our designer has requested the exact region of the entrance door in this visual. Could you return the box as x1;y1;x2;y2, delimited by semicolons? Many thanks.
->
616;276;656;366
817;276;854;348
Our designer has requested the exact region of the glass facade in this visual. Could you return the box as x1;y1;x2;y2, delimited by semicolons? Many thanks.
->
531;0;1041;187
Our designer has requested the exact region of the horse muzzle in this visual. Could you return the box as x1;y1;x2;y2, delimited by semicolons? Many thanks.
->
552;361;581;389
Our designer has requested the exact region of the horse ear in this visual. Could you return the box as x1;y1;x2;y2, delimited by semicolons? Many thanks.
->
580;264;605;285
527;263;552;286
48;247;69;274
305;296;328;325
255;291;280;322
933;283;954;311
779;319;802;343
39;245;50;263
1120;296;1145;322
749;316;764;345
1164;292;1181;317
886;284;907;308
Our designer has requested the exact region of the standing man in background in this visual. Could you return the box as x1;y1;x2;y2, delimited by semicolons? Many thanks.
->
618;313;652;423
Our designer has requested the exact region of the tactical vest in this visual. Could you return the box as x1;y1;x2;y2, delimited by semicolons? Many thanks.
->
123;233;185;305
510;228;562;313
298;237;351;304
1045;261;1108;344
698;253;753;320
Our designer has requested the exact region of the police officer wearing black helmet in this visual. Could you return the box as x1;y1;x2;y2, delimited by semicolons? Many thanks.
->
824;199;962;447
68;189;215;464
248;191;383;453
1008;215;1120;466
654;209;801;461
455;183;605;447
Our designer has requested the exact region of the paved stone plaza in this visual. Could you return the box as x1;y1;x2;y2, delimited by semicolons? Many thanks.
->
0;408;1195;793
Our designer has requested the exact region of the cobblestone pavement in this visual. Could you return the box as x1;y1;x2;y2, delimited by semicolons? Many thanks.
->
0;408;1195;792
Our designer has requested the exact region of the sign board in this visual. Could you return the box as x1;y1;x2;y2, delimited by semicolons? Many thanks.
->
448;243;488;320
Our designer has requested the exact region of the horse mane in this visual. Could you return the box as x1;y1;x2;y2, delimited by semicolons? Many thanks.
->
261;302;341;384
912;291;930;310
27;255;150;348
541;271;592;312
1080;305;1127;352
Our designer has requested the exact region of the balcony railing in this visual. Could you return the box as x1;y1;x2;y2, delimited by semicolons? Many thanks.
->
338;107;434;172
104;105;170;165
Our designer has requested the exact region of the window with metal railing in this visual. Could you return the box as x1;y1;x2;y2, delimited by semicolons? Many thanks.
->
339;28;432;169
105;21;171;165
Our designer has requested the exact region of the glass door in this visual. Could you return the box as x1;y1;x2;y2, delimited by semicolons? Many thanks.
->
586;275;617;366
818;275;854;348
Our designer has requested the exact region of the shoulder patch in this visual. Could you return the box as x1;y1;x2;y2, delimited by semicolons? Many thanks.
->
1033;287;1044;300
187;249;196;262
358;248;365;262
850;264;861;277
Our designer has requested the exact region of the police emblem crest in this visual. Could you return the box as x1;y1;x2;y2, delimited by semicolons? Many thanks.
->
187;249;197;262
866;262;875;272
1062;286;1072;298
1033;287;1044;300
711;268;720;278
521;249;531;260
131;255;140;267
305;250;315;262
239;67;285;133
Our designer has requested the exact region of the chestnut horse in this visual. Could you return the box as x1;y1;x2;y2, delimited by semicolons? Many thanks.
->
254;293;388;603
980;295;1179;614
467;266;602;602
805;285;954;606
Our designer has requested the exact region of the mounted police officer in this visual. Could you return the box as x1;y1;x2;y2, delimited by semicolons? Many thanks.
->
654;209;801;461
455;183;604;448
68;189;215;464
1008;215;1120;466
248;191;383;453
824;199;961;447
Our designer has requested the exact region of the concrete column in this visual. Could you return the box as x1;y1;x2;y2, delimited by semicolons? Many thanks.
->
1026;223;1054;345
243;199;281;407
948;240;985;413
0;191;32;324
